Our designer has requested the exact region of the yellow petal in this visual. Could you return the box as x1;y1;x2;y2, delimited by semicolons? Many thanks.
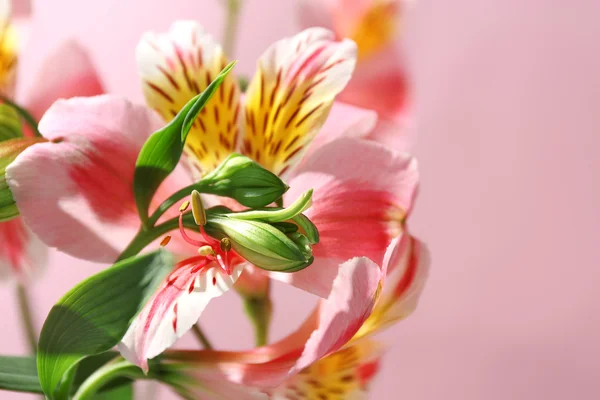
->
268;339;382;399
137;21;241;173
0;0;18;97
242;28;356;176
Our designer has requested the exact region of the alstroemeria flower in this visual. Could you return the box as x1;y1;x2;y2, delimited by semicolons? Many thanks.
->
163;247;387;394
298;0;409;121
0;0;104;281
6;23;420;371
158;231;427;399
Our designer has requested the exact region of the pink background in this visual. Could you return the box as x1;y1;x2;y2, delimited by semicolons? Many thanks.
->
2;0;600;398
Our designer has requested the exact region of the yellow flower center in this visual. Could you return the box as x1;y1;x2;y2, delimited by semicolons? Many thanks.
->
0;19;18;96
349;0;399;61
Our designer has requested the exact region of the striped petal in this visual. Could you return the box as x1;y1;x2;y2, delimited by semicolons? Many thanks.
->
6;95;162;263
241;27;356;176
267;339;382;400
163;253;385;388
137;21;241;173
355;233;429;338
0;217;46;282
119;262;244;372
0;0;18;97
272;137;418;297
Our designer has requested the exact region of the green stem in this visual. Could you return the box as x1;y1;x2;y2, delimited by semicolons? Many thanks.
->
72;359;141;400
191;324;213;350
147;181;211;228
222;0;242;57
243;296;272;347
0;96;41;137
16;283;37;353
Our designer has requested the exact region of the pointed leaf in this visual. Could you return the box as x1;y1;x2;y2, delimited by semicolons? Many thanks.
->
0;104;23;141
0;355;42;394
134;62;236;226
37;250;174;399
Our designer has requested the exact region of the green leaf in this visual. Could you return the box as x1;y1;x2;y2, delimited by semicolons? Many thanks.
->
0;104;23;141
90;384;133;400
37;250;174;399
0;95;41;137
0;355;42;394
134;61;237;226
0;353;134;396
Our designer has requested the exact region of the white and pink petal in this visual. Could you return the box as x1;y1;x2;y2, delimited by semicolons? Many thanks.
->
119;262;244;372
165;254;384;389
137;20;242;173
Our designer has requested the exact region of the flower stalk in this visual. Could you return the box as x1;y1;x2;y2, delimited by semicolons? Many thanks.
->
16;283;37;353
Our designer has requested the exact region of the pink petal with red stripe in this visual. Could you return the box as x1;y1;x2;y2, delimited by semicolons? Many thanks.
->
6;95;162;263
272;137;418;297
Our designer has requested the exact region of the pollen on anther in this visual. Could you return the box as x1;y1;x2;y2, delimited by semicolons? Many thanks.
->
220;238;232;252
160;236;172;247
198;245;215;257
191;190;207;225
179;201;190;212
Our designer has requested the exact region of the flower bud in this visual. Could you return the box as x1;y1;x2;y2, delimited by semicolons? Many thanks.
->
205;215;314;272
0;137;43;221
200;153;288;208
204;190;318;272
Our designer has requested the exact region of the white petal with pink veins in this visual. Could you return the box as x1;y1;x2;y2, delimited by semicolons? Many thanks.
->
119;263;244;372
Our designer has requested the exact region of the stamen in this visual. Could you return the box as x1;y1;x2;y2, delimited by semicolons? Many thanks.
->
199;225;220;246
191;190;206;226
178;213;207;247
220;238;232;252
198;245;216;257
179;200;190;212
160;236;172;247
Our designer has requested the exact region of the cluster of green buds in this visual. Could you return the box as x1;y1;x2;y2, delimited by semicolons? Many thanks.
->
203;189;318;272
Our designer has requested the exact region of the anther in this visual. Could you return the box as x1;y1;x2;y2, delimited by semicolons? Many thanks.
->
179;201;190;213
198;245;215;257
220;237;232;252
191;190;206;226
160;236;172;247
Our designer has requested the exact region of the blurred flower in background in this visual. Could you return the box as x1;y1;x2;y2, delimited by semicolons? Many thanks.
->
297;0;409;122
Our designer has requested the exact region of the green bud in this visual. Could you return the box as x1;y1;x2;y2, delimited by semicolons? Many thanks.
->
201;190;319;272
200;153;288;208
205;215;314;272
0;137;43;221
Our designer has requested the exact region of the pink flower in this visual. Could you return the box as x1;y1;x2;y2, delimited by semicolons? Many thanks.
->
297;0;409;121
0;0;104;282
6;22;421;373
161;233;428;397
